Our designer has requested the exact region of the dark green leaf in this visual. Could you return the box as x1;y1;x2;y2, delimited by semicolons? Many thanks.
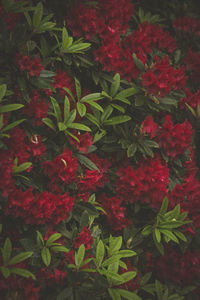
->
154;228;161;243
127;143;137;157
159;197;168;215
0;104;24;113
77;102;86;117
110;73;120;97
0;84;7;101
8;251;33;266
0;266;10;278
96;240;105;267
77;154;99;171
68;122;91;131
1;119;25;132
159;229;179;244
41;247;51;266
80;93;103;103
42;118;56;131
51;246;69;252
132;53;145;71
12;162;32;174
2;238;12;265
11;268;36;280
75;244;85;268
75;78;81;100
116;288;142;300
104;115;131;126
33;2;43;28
108;288;121;300
50;97;62;122
116;87;138;98
64;96;70;122
46;233;62;247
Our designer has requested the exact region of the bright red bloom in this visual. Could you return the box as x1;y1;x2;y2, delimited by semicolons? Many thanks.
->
22;90;49;126
42;147;79;186
16;52;44;77
157;115;193;158
184;48;200;83
69;132;93;153
142;56;186;97
74;226;93;250
141;116;159;139
100;194;132;231
173;16;200;35
115;155;169;209
180;88;200;110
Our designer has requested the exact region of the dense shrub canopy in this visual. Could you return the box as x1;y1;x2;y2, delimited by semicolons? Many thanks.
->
0;0;200;299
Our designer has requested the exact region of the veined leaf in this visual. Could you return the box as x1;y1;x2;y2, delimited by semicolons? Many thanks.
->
75;77;81;100
64;95;70;122
8;251;33;266
159;229;179;244
41;247;51;266
2;238;12;265
75;244;85;268
77;154;99;171
0;104;24;113
0;84;7;101
96;240;105;267
50;97;62;122
115;87;138;99
42;118;56;131
116;289;142;300
80;93;103;103
33;2;43;28
77;102;86;117
1;119;26;133
108;288;121;300
12;162;32;173
104;115;131;126
46;233;62;247
11;268;36;280
110;73;120;97
68;122;91;131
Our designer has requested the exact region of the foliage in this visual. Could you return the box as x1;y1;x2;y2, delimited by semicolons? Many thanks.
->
0;0;200;299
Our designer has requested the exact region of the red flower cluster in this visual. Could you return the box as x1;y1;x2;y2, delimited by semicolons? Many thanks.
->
16;52;44;77
100;194;132;232
74;226;93;250
22;90;49;126
0;1;21;31
115;155;169;209
147;246;200;285
69;132;93;153
142;56;186;97
42;147;79;192
141;115;159;139
173;16;200;35
184;48;200;83
5;187;74;225
180;88;200;110
157;115;193;158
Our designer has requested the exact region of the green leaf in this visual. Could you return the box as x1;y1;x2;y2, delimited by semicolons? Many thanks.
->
40;70;55;78
159;197;168;215
153;232;164;255
77;154;99;171
65;109;76;127
96;240;105;267
127;143;137;157
8;251;33;266
101;106;113;122
36;230;44;247
65;43;91;53
86;113;100;128
110;73;120;97
135;95;145;106
109;236;122;254
12;162;32;174
173;230;187;242
0;266;10;278
111;103;125;113
0;104;24;113
0;84;7;101
185;103;196;117
68;122;91;131
114;96;130;105
2;238;12;265
132;53;145;72
140;272;152;286
116;250;137;258
41;247;51;266
108;288;121;300
155;280;163;300
75;78;81;100
50;97;62;122
62;27;72;50
77;102;86;117
58;122;67;131
102;256;120;268
80;93;103;103
141;225;152;236
33;2;43;28
42;118;56;131
64;96;70;122
154;228;161;243
119;271;137;285
115;87;138;99
75;244;85;268
159;229;179;244
51;246;69;252
104;115;131;126
1;119;26;133
10;268;36;280
116;289;142;300
85;100;104;112
46;233;62;247
93;130;106;143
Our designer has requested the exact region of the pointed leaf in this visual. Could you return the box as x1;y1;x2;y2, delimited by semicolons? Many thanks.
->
77;102;86;117
46;233;62;247
41;247;51;266
11;268;36;280
75;78;81;100
75;244;85;268
2;238;12;265
33;2;43;28
117;289;142;300
42;118;56;131
8;251;33;266
96;240;105;267
104;115;131;126
0;84;7;101
110;73;120;97
68;122;91;131
0;104;24;113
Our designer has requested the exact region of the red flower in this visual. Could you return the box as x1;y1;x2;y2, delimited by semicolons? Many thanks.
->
141;116;159;139
16;52;44;77
157;115;193;158
173;16;200;35
74;226;93;250
69;132;93;153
